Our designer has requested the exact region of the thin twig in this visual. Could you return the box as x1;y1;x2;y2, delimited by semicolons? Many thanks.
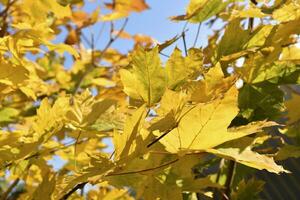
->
59;182;87;200
147;127;175;148
95;22;106;44
181;21;188;33
248;17;254;31
106;158;179;177
159;52;170;58
211;159;225;199
224;160;236;198
1;139;86;171
0;0;18;37
61;158;179;199
248;0;258;31
100;18;128;61
72;32;95;94
180;21;189;56
109;150;115;160
193;23;202;47
0;0;17;17
147;106;197;148
182;31;188;56
0;178;20;200
74;131;82;171
80;31;92;47
72;18;128;94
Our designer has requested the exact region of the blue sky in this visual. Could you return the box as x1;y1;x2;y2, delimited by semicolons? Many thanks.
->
77;0;219;57
54;0;224;69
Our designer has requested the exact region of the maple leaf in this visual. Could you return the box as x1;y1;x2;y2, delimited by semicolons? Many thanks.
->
172;0;234;23
156;85;276;154
31;172;56;200
207;147;287;174
275;144;300;161
1;0;300;198
120;46;166;106
286;92;300;120
272;1;300;22
166;47;203;90
231;178;265;200
113;104;147;160
21;0;72;23
102;0;149;21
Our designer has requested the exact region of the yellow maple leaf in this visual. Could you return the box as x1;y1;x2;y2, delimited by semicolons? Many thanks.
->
285;92;300;124
156;86;276;154
120;46;166;106
113;104;147;160
206;147;288;174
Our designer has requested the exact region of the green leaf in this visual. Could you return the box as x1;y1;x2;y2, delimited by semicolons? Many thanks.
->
0;107;19;123
275;144;300;161
237;82;284;122
231;178;265;200
217;19;251;60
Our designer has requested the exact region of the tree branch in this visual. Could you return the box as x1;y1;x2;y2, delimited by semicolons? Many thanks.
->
224;160;236;198
0;0;17;17
61;158;179;199
147;128;173;148
107;158;179;177
0;0;18;37
59;182;87;200
0;178;20;200
72;18;128;94
1;139;86;171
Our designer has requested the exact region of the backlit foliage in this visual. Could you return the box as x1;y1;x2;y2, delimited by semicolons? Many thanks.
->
0;0;300;199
